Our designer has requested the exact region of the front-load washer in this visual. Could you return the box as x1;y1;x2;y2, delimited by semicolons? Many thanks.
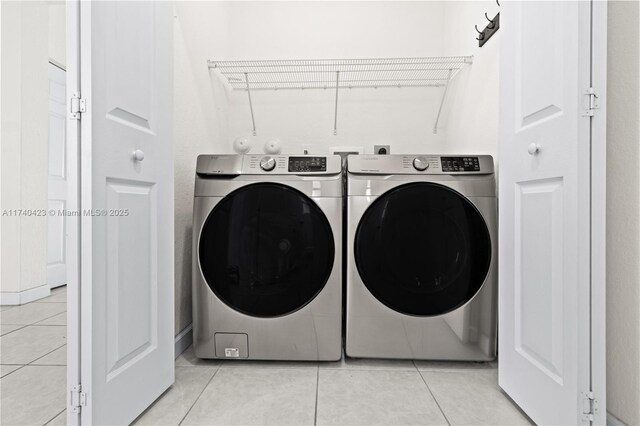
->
346;154;497;361
192;154;342;361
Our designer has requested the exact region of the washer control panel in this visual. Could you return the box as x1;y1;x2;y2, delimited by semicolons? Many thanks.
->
441;156;480;172
288;156;327;173
196;154;341;175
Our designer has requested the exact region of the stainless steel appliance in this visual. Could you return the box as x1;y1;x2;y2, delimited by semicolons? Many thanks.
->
192;154;342;361
346;154;497;360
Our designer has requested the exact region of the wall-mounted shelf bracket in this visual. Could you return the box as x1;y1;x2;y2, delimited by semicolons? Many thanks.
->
333;71;340;135
433;69;453;134
244;73;257;136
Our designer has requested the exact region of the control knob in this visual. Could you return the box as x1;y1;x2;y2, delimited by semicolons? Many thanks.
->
413;157;430;171
260;156;276;171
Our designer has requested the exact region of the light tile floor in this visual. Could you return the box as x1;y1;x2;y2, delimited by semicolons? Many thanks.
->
0;286;67;426
135;346;533;426
1;289;532;426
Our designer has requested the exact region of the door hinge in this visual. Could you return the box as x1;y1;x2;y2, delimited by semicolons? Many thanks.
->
581;391;599;422
70;384;87;414
583;88;599;117
70;92;86;119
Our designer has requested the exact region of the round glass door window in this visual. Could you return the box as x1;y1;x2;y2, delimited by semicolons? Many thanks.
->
355;182;491;316
199;183;335;317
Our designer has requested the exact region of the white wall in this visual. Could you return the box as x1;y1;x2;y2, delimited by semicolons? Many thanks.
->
0;1;65;303
177;1;500;156
222;1;448;155
0;1;50;300
441;1;500;158
171;1;501;333
173;2;231;333
606;1;640;424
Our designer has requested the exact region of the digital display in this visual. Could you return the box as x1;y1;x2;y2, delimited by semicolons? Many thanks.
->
288;157;327;172
441;156;481;172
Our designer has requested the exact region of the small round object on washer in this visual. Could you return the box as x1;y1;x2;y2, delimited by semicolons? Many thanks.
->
233;136;252;154
264;138;282;154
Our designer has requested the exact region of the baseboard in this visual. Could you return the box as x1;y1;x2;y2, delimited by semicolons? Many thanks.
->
0;284;51;305
174;323;193;359
607;412;627;426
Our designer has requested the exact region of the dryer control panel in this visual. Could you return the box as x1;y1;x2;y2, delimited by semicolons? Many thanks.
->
288;156;327;173
348;154;494;175
441;156;481;172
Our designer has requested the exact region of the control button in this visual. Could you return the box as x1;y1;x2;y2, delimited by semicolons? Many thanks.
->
413;157;430;171
260;156;276;171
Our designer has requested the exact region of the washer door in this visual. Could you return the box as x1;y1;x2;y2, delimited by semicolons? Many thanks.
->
199;182;335;317
355;182;491;316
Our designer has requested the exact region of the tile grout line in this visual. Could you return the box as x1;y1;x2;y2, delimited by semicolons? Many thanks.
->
27;324;67;327
1;322;65;367
28;343;67;366
319;367;417;372
10;289;102;424
1;295;66;370
415;361;452;426
43;408;66;426
0;364;26;379
0;324;27;337
132;381;175;424
29;305;66;359
313;365;320;426
1;306;67;328
412;359;419;372
31;307;68;326
177;363;223;426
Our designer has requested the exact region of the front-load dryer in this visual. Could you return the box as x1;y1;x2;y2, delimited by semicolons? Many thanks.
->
193;154;342;361
346;154;497;361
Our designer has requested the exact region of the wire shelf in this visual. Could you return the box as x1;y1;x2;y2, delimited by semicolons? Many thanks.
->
208;57;473;91
207;57;473;135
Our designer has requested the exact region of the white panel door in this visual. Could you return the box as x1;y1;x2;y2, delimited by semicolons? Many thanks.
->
78;1;174;424
47;63;67;288
499;1;605;424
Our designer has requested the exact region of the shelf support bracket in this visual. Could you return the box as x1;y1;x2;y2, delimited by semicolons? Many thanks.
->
333;71;340;135
245;73;257;136
433;69;453;134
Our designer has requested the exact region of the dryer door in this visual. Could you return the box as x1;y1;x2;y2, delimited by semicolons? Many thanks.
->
355;182;491;316
199;182;335;317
